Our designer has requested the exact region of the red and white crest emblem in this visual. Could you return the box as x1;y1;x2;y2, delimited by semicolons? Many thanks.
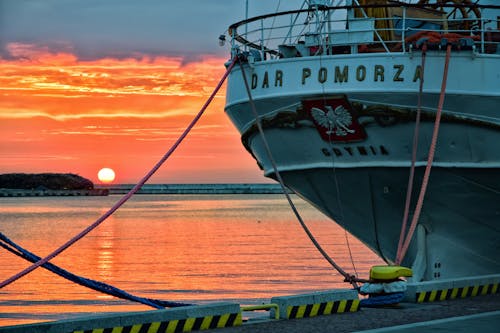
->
303;97;366;142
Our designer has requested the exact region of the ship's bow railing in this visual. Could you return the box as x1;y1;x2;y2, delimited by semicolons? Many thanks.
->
227;3;500;60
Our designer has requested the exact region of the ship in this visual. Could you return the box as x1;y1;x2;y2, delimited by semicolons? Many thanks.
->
223;0;500;282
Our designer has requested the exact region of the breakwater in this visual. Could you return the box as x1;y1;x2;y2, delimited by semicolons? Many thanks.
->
95;183;288;195
0;188;109;197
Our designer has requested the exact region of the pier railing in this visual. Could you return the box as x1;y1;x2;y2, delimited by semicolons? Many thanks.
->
228;3;500;59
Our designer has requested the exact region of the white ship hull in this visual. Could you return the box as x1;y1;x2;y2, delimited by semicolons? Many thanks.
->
224;2;500;281
241;123;500;281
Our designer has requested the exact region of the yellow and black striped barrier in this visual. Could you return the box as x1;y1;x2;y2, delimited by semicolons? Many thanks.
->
403;275;500;304
271;289;360;320
415;282;498;303
72;313;242;333
286;299;359;319
0;303;242;333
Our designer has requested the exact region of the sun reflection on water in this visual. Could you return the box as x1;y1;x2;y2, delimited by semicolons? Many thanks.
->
0;194;384;326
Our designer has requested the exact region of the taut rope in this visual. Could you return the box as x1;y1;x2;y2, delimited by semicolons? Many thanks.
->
0;56;238;289
396;43;453;265
237;55;366;287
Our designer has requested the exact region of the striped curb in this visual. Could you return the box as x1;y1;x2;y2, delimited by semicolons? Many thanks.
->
404;274;500;303
71;313;242;333
0;303;242;333
415;283;498;303
271;289;359;319
286;299;359;319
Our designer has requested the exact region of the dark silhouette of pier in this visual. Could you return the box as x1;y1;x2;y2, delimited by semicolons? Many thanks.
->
96;183;288;195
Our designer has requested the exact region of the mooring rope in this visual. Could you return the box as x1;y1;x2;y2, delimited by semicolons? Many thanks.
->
396;43;427;264
237;55;366;287
0;232;190;308
396;43;452;265
0;56;238;290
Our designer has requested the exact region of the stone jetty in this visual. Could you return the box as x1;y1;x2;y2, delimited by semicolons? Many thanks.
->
0;188;109;197
96;183;288;195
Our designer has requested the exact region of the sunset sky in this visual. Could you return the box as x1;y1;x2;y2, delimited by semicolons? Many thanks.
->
0;1;298;184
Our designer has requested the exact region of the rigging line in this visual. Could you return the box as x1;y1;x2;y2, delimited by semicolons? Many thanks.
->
396;43;427;263
318;48;359;278
329;130;359;278
0;56;239;290
396;43;452;265
265;0;282;49
237;56;366;287
284;1;309;45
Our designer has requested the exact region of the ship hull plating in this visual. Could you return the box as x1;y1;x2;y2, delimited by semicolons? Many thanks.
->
225;83;500;280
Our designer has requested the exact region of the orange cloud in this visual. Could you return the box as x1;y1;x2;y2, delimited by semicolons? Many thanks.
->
0;43;264;184
1;43;227;119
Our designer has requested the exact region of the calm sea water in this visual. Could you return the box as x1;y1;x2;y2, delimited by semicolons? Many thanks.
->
0;194;383;326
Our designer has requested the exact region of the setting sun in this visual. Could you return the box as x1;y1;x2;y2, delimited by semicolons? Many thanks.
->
0;43;263;184
97;168;116;183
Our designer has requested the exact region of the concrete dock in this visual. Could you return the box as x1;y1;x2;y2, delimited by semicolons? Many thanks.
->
1;274;498;333
1;294;497;333
358;311;500;333
219;293;499;333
